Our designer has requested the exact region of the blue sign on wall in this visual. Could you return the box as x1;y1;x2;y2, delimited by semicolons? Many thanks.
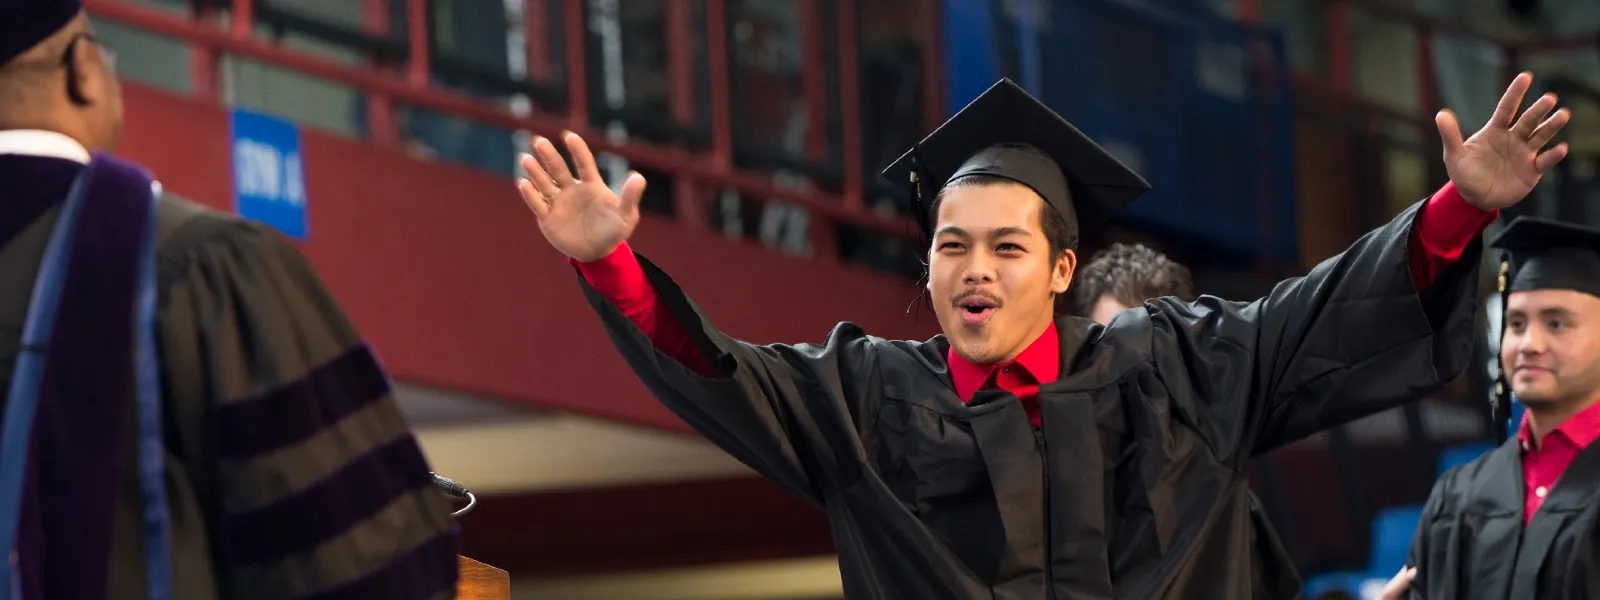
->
230;107;308;241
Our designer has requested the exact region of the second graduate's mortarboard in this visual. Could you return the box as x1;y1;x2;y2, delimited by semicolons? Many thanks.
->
0;0;83;66
1488;216;1600;298
880;78;1151;249
1484;216;1600;443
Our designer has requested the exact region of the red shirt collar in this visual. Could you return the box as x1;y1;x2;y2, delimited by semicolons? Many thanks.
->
1518;398;1600;450
947;322;1061;401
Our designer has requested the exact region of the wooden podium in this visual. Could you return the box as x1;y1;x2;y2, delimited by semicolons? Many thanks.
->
456;555;509;600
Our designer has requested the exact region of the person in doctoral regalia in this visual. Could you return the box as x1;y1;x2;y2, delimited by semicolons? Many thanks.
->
513;73;1566;599
0;2;459;599
1395;217;1600;600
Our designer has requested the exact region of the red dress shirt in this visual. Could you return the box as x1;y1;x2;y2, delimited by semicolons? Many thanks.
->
574;182;1493;427
945;321;1060;425
1517;399;1600;524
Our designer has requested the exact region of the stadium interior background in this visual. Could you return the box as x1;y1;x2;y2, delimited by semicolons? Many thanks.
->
78;0;1600;597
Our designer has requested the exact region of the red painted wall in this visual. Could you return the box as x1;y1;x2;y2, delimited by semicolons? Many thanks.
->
118;82;939;433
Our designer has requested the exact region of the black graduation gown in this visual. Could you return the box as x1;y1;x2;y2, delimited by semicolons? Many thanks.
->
580;199;1483;599
0;153;459;600
1405;439;1600;599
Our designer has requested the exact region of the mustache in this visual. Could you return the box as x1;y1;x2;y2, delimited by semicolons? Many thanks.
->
951;289;1003;308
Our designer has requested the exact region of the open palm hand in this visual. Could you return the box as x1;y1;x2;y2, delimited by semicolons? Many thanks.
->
1438;72;1571;212
516;132;648;263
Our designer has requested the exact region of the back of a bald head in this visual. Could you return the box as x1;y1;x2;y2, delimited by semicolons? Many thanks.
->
0;4;124;152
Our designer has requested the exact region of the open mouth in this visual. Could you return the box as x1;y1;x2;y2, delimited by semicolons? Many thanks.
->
956;296;998;325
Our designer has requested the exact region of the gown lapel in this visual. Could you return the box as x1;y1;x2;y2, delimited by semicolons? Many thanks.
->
1512;441;1600;598
1039;320;1113;600
1462;443;1525;600
968;392;1047;600
944;319;1112;600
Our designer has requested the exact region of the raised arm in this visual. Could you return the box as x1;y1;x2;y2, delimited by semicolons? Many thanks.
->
1406;182;1497;290
516;133;875;505
1150;72;1571;459
568;240;715;376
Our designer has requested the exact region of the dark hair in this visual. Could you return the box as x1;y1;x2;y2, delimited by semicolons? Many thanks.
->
927;175;1077;261
1069;242;1194;315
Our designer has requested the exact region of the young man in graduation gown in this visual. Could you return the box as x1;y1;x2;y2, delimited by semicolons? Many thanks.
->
514;74;1568;598
0;2;459;599
1395;217;1600;600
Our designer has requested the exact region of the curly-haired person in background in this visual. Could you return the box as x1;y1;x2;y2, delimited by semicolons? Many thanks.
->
1070;242;1197;322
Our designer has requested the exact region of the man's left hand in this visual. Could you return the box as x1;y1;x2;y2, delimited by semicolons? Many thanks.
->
1437;71;1571;212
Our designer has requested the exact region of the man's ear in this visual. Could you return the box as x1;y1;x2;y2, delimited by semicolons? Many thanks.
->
1051;249;1076;295
64;38;104;107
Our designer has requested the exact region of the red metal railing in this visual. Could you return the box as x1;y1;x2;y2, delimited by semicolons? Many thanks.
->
1330;0;1600;88
88;0;1597;265
361;0;398;147
84;0;940;262
1308;0;1597;176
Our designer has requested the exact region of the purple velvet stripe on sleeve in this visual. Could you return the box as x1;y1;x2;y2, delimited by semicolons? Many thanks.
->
214;345;392;462
220;435;434;564
296;527;460;600
16;154;156;600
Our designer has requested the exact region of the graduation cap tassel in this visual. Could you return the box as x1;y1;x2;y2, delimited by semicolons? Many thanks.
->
910;169;924;240
1494;258;1512;444
907;150;933;247
906;152;934;316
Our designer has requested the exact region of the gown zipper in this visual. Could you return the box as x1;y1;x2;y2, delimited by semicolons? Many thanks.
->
1036;427;1057;600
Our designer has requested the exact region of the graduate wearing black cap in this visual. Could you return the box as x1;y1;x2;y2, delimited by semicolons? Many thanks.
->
523;72;1568;598
1396;217;1600;600
0;2;458;599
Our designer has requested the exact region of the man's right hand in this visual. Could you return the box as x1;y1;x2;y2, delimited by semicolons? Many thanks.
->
516;131;647;263
1376;566;1417;600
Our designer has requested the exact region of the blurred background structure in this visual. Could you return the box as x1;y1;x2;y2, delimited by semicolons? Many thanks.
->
81;0;1600;597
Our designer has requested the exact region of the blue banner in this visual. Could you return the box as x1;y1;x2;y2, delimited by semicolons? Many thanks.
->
230;107;308;241
942;0;1002;111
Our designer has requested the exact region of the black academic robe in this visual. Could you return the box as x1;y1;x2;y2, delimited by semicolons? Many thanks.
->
0;153;459;600
1405;440;1600;599
580;199;1483;599
1247;492;1302;599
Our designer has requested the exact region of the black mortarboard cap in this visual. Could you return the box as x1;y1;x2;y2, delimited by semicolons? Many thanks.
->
0;0;82;66
1488;216;1600;298
881;78;1151;248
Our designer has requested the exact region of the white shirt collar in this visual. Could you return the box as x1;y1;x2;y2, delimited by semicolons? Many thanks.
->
0;130;91;164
